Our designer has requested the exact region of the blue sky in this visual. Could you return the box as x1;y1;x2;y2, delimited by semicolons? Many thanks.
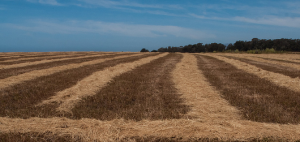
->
0;0;300;52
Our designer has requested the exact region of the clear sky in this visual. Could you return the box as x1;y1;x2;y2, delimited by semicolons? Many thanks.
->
0;0;299;52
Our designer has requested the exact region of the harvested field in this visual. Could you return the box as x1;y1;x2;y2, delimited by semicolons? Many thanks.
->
222;55;300;78
71;53;189;120
1;52;300;141
0;53;94;65
0;53;130;79
0;53;159;118
196;54;300;124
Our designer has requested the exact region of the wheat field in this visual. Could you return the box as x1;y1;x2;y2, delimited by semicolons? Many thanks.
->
0;52;300;142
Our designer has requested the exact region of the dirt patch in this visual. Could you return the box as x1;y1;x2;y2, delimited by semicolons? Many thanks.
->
222;55;300;78
71;53;189;121
0;53;127;80
196;54;300;124
0;54;158;118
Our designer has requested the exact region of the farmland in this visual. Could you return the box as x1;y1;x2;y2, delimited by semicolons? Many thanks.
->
0;52;300;141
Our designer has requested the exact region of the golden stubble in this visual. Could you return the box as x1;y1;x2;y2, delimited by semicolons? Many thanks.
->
38;53;169;113
223;53;300;70
1;53;300;141
0;52;126;69
0;52;96;63
0;53;143;90
207;54;300;93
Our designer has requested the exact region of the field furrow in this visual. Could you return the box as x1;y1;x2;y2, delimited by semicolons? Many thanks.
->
0;53;159;118
0;53;131;80
222;55;300;78
210;54;300;93
0;52;101;61
196;54;300;124
71;53;189;121
223;54;300;71
1;53;300;141
0;53;142;90
0;52;122;70
0;53;99;65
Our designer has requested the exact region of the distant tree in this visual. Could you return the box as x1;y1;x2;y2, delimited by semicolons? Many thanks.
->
227;43;234;50
140;48;149;52
151;50;158;52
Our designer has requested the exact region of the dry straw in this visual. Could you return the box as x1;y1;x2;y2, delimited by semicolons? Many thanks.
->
207;54;300;93
0;52;90;63
0;53;143;90
38;53;168;113
1;53;300;141
225;53;300;70
0;52;121;69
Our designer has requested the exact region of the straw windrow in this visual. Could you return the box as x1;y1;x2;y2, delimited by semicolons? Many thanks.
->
0;53;142;90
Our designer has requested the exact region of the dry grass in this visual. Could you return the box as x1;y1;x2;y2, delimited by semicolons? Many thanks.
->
222;53;300;71
71;53;189;121
0;52;121;70
0;53;143;90
172;54;241;121
207;54;300;93
222;55;300;78
0;53;130;80
1;52;300;141
0;53;92;65
38;53;168;114
0;53;158;118
0;52;92;61
196;54;300;124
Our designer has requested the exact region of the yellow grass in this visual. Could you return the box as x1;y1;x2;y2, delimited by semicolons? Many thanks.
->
38;53;168;113
0;52;123;70
1;53;300;141
0;53;143;90
0;53;97;63
172;53;241;121
207;54;300;93
225;53;300;70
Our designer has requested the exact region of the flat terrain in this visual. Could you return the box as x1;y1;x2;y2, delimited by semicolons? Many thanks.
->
0;52;300;142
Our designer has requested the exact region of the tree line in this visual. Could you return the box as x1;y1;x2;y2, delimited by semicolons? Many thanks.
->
141;38;300;53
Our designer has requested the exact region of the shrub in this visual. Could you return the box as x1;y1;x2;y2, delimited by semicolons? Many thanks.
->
140;48;149;52
265;48;276;53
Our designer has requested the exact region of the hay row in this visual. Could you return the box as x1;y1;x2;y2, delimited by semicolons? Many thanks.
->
252;54;300;62
0;53;144;90
0;52;97;63
0;53;132;80
0;53;122;70
0;52;106;61
207;54;300;93
172;54;241;121
0;53;158;118
1;53;300;141
224;54;300;70
38;53;168;113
